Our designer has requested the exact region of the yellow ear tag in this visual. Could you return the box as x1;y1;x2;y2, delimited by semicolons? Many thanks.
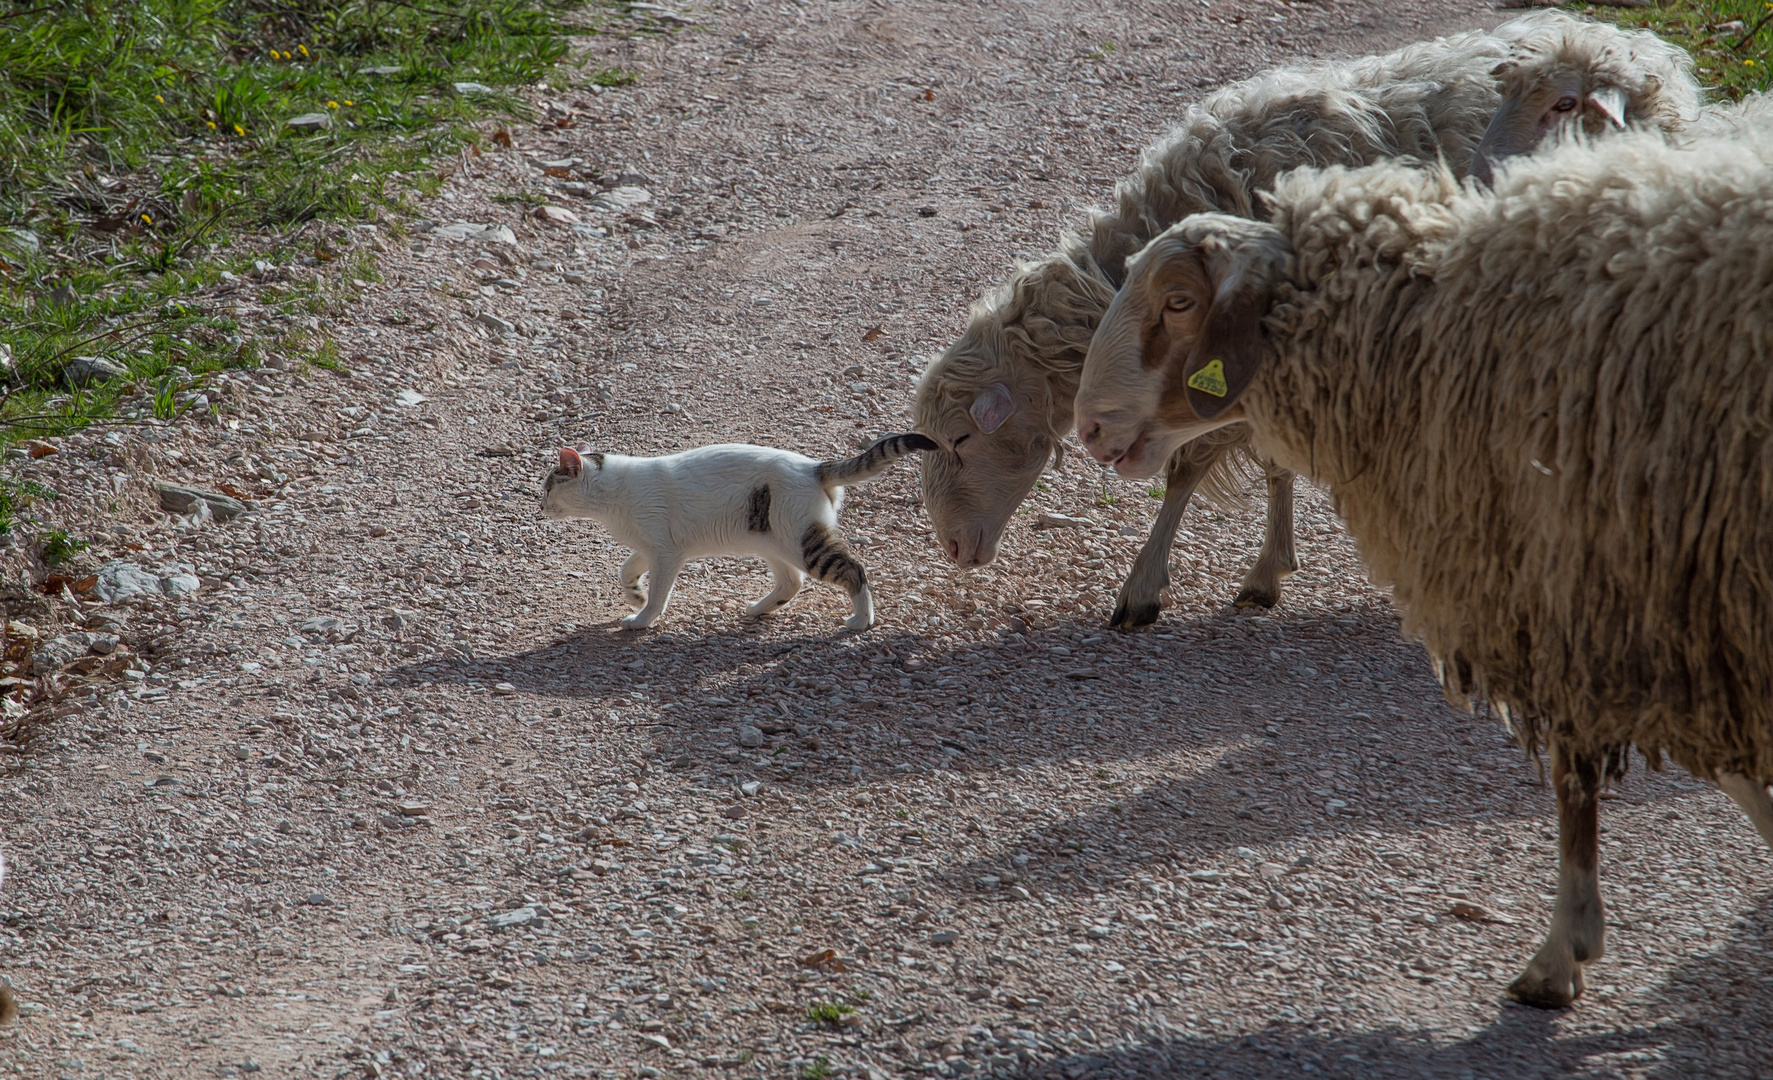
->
1187;358;1229;398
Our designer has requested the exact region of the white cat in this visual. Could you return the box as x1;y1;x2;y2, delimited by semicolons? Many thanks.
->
541;433;936;631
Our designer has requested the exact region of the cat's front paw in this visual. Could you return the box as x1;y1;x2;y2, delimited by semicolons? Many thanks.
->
620;613;657;630
844;611;876;632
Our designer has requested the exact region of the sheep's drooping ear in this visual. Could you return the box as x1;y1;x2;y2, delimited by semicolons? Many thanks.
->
558;447;584;477
1587;86;1628;129
969;383;1015;434
1182;251;1269;421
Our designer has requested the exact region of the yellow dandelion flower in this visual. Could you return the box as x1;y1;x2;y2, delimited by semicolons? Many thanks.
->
206;120;216;129
155;94;164;103
343;100;353;107
327;100;339;109
298;44;309;57
141;213;152;224
234;124;245;135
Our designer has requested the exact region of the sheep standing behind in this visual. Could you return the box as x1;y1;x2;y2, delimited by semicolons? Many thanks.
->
1074;130;1773;1008
913;15;1602;627
1469;9;1700;181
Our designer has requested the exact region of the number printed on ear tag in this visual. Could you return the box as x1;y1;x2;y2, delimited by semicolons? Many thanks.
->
1188;358;1228;398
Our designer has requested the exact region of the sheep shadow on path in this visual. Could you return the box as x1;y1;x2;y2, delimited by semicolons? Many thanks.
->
997;893;1773;1079
389;600;1680;863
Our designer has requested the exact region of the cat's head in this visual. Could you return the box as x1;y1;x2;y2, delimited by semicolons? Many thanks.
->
539;446;605;518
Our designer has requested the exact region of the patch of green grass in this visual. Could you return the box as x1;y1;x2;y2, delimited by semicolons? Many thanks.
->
1574;1;1773;99
0;0;616;447
805;1002;852;1026
40;528;87;567
1146;486;1165;499
799;1059;835;1080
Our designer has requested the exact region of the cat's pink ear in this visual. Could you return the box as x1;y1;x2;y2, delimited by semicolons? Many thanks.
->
558;447;583;477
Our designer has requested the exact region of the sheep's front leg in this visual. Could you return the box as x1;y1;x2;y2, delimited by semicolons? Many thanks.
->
1508;745;1605;1009
1233;464;1300;609
1110;444;1221;631
1717;773;1773;851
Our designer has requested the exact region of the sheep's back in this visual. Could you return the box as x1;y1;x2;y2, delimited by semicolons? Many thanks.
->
1091;27;1509;286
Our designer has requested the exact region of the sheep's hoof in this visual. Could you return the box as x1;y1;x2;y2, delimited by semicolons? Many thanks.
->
1506;961;1583;1010
1109;596;1162;631
1233;585;1280;609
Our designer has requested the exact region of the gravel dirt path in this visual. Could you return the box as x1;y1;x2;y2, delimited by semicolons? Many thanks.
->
3;2;1770;1078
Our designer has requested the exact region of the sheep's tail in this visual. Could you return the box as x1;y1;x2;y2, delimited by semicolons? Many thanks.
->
815;433;938;490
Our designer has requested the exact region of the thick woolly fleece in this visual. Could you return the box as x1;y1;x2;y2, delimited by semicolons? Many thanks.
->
1230;130;1773;783
914;12;1611;507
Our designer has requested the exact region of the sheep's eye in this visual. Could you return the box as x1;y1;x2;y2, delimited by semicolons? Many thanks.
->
1164;294;1196;312
1552;95;1578;113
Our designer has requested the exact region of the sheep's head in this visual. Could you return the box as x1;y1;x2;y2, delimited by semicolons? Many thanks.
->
1473;14;1698;184
913;334;1057;567
1076;214;1290;479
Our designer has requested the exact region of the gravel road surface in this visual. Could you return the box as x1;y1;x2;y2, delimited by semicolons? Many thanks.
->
2;1;1769;1078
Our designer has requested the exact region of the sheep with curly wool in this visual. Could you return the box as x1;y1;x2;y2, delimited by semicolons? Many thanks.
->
914;12;1629;629
1470;9;1700;182
1074;129;1773;1009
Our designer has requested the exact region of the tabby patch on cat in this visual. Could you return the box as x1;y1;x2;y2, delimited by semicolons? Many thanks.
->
541;433;937;631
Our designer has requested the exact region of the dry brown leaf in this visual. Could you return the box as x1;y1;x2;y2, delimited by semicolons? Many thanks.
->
491;129;512;148
861;325;884;341
1449;901;1515;925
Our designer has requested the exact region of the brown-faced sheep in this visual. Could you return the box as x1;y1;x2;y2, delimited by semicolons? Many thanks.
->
1073;129;1773;1009
1470;9;1700;182
914;12;1623;629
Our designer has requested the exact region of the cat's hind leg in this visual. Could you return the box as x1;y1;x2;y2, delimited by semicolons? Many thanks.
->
747;559;804;617
618;552;647;610
622;556;682;630
800;524;873;632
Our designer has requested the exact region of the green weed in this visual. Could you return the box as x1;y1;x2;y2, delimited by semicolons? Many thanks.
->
0;477;55;535
799;1059;835;1080
1574;1;1773;99
40;528;87;567
804;1002;852;1026
590;66;639;87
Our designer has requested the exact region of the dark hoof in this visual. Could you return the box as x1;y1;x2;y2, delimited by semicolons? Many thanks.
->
1110;598;1162;631
1505;970;1581;1010
1233;587;1278;609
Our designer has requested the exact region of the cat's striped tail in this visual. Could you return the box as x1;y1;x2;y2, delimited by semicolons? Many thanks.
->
814;432;938;489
